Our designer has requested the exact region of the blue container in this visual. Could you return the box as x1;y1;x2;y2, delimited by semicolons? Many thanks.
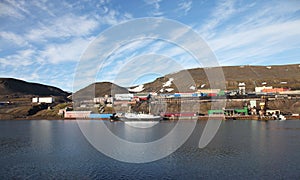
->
174;94;181;97
89;114;112;119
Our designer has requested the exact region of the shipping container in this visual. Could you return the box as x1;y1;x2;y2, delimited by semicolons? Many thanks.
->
89;114;112;119
64;111;91;118
208;93;217;97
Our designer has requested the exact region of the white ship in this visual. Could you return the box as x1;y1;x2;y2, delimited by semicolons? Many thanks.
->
112;113;161;122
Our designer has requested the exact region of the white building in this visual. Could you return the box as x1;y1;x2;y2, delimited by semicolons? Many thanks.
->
115;94;133;101
32;97;55;104
238;82;246;95
197;89;220;94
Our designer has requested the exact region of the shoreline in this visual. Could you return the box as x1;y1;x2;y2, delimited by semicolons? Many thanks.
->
1;115;299;121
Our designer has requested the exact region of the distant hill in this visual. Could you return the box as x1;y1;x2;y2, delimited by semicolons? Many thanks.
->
6;64;296;100
141;64;300;92
0;78;70;97
75;65;300;97
73;82;128;101
74;64;300;96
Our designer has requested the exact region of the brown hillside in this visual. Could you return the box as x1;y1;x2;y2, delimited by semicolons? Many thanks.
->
74;64;300;97
143;64;300;92
73;82;128;100
0;78;70;97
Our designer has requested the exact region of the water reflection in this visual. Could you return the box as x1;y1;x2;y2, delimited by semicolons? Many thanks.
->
30;120;53;152
77;120;197;163
0;120;299;179
105;121;175;143
124;121;159;128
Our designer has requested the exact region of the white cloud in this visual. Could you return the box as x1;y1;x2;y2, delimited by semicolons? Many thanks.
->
0;31;28;46
210;20;300;51
199;0;237;39
195;0;300;66
177;0;192;15
217;2;300;37
31;0;56;17
5;0;30;15
210;20;300;65
144;0;164;17
26;14;99;42
1;0;299;91
0;1;24;19
95;9;132;25
0;49;36;67
0;0;32;19
39;37;94;64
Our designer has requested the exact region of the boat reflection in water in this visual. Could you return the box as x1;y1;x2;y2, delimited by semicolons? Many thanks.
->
124;121;160;128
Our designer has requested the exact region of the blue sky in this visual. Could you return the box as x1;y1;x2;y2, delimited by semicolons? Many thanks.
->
0;0;300;91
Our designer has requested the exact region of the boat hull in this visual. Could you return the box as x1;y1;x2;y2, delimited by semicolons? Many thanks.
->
119;113;162;122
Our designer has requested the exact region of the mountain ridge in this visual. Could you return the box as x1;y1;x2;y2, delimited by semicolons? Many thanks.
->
133;64;300;93
0;78;70;97
1;64;299;98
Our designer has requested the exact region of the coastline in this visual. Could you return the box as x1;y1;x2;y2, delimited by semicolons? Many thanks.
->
1;115;299;121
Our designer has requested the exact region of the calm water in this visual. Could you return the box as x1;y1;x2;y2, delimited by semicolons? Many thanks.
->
0;120;299;179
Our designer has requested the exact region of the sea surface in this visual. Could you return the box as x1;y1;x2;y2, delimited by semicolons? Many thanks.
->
0;120;299;179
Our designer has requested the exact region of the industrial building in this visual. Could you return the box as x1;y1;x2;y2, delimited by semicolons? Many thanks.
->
64;111;91;119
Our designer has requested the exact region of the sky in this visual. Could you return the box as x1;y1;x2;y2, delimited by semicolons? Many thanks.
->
0;0;300;91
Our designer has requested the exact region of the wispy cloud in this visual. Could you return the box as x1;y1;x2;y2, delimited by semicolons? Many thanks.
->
196;0;300;66
0;31;28;46
144;0;164;17
177;0;192;15
0;49;36;67
39;37;94;64
1;0;299;91
0;1;138;90
0;0;31;19
5;0;30;15
0;1;25;19
26;14;99;42
31;0;56;17
199;0;238;39
211;20;300;52
211;20;300;65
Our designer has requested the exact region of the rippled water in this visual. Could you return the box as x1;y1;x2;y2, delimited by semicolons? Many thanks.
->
0;120;299;179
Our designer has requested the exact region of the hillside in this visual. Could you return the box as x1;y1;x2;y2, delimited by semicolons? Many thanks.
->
0;78;71;120
73;64;300;97
141;64;300;93
0;78;70;97
73;82;128;101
